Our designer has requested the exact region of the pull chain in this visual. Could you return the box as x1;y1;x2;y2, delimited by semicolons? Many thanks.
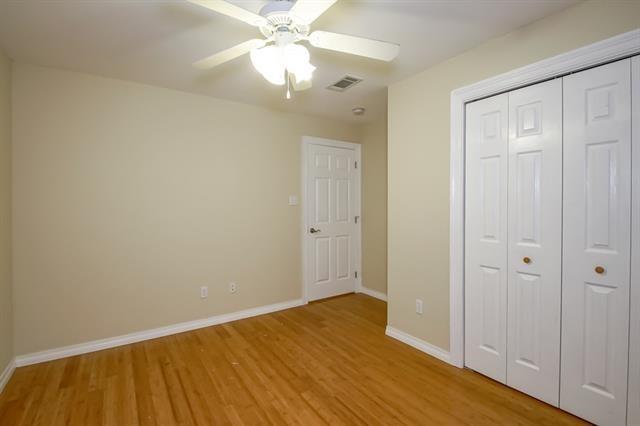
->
286;71;292;100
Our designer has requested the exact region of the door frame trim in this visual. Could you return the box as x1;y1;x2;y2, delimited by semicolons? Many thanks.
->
301;136;362;302
629;55;640;426
449;29;640;368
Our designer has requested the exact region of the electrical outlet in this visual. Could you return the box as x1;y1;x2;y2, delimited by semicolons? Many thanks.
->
200;286;208;299
415;299;423;315
229;282;237;294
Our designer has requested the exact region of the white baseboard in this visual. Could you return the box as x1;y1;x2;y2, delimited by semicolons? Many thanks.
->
0;358;16;395
385;325;452;365
15;298;307;367
358;286;387;302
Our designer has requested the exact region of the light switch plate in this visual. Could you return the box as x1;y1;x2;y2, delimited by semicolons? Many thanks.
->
288;195;298;206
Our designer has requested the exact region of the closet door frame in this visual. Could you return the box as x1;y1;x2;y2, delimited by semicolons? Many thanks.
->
629;55;640;426
449;29;640;369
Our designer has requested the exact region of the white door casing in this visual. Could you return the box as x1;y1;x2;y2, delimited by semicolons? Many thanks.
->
628;55;640;426
561;59;632;426
506;79;562;406
464;94;508;383
303;137;361;302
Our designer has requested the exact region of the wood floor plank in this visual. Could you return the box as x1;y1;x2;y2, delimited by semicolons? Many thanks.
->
0;294;587;425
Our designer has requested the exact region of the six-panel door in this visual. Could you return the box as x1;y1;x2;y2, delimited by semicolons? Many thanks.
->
507;79;562;406
561;59;632;426
306;143;357;301
464;94;509;383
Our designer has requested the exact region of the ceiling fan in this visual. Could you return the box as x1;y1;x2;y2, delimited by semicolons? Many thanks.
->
188;0;400;98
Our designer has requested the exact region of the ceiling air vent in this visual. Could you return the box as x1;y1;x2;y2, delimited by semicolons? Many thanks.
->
327;75;363;92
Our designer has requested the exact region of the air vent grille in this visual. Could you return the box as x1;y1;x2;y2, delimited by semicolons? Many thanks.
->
327;75;363;92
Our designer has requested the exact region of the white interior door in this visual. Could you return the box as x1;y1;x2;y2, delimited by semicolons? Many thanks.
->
464;93;508;383
506;79;562;406
304;138;360;301
628;54;640;426
561;58;632;426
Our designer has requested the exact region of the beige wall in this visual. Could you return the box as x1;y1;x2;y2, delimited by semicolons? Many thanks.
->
0;50;12;372
362;116;387;295
12;64;364;355
388;0;640;350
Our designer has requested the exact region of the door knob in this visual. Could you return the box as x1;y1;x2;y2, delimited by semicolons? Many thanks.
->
523;257;531;264
595;266;605;274
310;228;321;234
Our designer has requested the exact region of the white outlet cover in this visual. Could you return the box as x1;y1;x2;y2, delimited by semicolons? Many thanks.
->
229;282;237;293
415;299;423;315
288;195;298;206
200;286;208;299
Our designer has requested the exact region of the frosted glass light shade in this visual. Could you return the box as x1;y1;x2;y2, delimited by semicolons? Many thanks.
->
250;43;316;86
284;44;316;82
250;46;286;85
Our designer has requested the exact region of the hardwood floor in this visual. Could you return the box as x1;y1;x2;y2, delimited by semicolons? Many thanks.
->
0;294;585;425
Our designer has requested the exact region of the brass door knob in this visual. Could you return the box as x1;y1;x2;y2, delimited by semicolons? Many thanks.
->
595;266;605;274
523;257;531;264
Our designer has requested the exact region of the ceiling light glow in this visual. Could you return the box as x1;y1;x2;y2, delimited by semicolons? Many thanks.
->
250;43;316;86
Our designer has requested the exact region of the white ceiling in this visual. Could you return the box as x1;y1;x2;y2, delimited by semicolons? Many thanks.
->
0;0;579;123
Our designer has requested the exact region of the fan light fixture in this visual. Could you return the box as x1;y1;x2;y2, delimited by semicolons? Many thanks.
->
188;0;400;99
250;43;316;86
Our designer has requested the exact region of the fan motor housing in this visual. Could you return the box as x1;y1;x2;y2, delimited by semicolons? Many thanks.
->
259;1;309;39
259;0;294;16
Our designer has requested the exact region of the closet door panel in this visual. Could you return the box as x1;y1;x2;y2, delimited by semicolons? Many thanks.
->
507;79;562;406
561;58;631;426
628;54;639;426
465;94;508;383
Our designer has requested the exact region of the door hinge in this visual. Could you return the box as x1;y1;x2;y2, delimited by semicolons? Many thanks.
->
355;271;358;279
354;161;358;169
355;216;360;224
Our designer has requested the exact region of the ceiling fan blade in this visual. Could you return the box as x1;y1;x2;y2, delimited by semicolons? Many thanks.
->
193;39;266;70
292;75;312;91
308;31;399;62
187;0;267;27
290;0;337;25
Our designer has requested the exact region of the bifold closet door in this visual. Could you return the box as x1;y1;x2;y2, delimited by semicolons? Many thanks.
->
464;94;508;383
561;58;632;426
506;79;562;406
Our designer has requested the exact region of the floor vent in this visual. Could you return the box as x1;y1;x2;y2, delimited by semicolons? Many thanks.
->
327;75;363;92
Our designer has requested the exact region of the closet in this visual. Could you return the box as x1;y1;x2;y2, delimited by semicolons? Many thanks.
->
464;56;639;426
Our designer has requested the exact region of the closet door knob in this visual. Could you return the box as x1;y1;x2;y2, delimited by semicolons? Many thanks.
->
595;266;605;274
523;257;531;264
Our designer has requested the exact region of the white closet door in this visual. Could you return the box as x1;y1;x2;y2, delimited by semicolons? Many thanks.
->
561;58;632;426
464;94;508;383
628;55;640;426
506;79;562;406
